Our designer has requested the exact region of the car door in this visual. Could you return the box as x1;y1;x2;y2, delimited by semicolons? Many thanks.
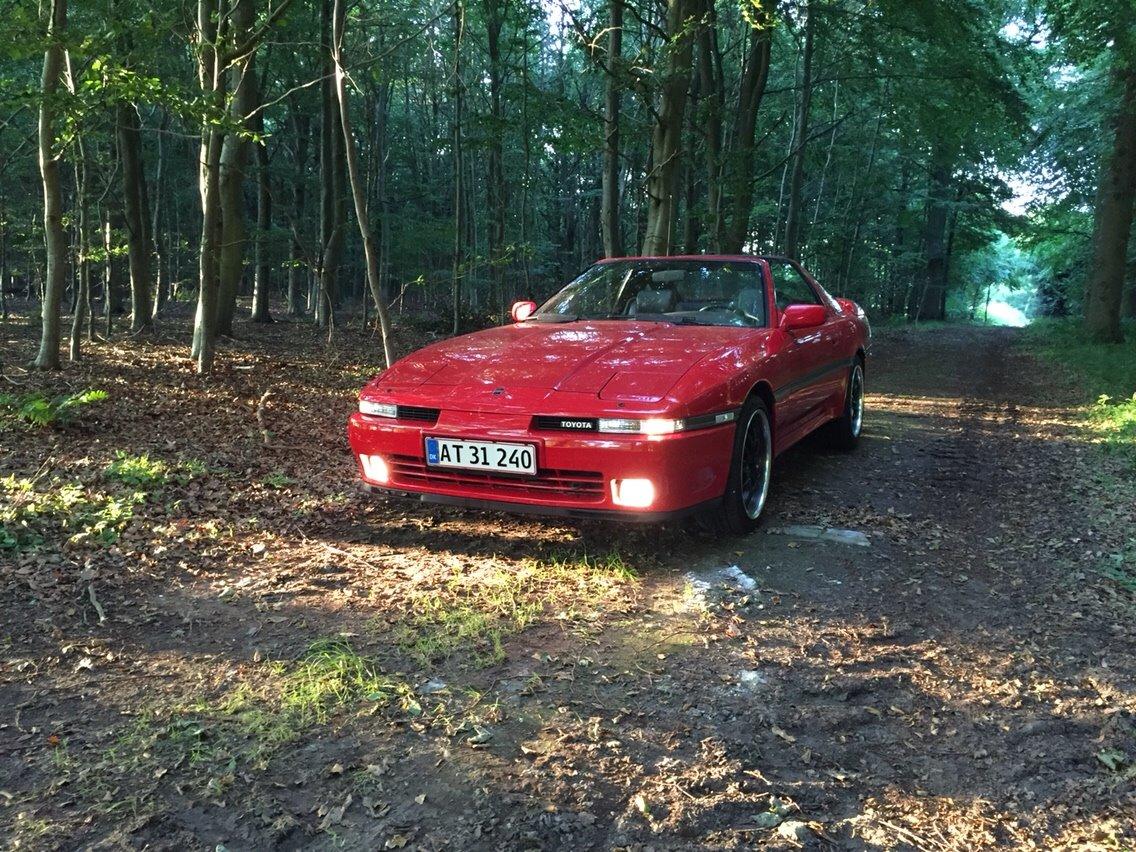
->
767;260;844;440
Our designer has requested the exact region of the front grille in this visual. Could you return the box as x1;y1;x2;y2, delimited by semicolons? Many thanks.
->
388;454;605;501
396;405;440;424
532;415;598;432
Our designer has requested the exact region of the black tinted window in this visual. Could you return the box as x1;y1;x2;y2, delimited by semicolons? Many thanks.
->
769;262;820;311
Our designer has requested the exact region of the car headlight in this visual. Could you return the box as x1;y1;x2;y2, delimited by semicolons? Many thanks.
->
359;400;398;418
597;417;682;434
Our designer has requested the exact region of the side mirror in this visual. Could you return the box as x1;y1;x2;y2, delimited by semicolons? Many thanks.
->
510;300;537;323
779;303;827;332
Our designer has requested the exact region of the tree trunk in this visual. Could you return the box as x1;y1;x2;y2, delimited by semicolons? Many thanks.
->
251;109;273;322
601;0;624;258
642;0;695;256
720;11;772;253
1086;65;1136;343
117;101;153;332
192;0;225;372
1;195;8;321
216;0;257;338
288;107;309;316
451;0;465;335
781;1;814;260
697;0;723;250
915;151;952;322
332;0;395;366
34;0;68;370
70;139;90;361
485;0;506;317
317;0;345;331
151;111;169;318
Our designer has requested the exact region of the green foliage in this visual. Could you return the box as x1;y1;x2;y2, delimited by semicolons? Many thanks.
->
0;475;142;551
1023;319;1136;467
104;451;171;488
0;389;107;429
103;638;409;792
262;470;295;489
275;638;405;724
1090;395;1136;467
394;550;637;666
1098;547;1136;593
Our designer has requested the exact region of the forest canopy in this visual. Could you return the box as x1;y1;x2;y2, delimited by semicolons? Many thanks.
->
0;0;1134;372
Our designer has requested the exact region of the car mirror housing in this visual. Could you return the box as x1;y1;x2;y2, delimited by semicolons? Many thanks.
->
780;303;827;331
510;300;538;323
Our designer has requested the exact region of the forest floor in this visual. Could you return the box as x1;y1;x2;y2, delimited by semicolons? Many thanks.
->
1;309;1135;851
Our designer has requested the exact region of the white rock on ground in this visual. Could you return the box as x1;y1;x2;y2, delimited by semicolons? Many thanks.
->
770;525;871;547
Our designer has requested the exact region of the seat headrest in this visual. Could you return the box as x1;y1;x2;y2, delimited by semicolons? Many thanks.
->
633;287;675;314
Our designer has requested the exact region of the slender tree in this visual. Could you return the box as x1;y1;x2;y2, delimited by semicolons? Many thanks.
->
331;0;395;367
642;0;696;255
601;0;624;257
33;0;68;371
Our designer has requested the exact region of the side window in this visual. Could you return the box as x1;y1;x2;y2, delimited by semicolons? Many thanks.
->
769;262;821;311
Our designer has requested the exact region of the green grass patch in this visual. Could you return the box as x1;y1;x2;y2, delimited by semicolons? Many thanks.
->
101;639;411;795
103;451;204;489
1098;547;1136;593
0;388;107;429
1022;319;1136;467
393;550;637;667
0;475;143;551
262;470;295;489
104;451;172;488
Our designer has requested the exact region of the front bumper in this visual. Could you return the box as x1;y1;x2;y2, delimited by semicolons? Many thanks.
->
363;484;719;523
346;410;734;517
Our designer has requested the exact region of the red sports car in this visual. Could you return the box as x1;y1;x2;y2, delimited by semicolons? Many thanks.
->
347;255;869;532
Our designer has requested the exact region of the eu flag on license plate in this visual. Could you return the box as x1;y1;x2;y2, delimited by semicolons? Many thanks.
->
425;438;440;464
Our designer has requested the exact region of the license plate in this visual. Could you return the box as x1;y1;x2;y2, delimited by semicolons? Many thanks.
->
425;437;537;475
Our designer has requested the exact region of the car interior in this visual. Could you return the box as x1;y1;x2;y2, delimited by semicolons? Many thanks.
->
622;266;765;326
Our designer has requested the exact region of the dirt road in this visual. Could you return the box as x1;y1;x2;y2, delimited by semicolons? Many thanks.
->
2;323;1134;850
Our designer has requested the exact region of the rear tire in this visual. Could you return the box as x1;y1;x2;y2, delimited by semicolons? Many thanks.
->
828;360;865;451
698;396;773;535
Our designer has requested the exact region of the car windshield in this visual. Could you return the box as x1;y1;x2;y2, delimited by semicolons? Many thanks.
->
531;259;766;327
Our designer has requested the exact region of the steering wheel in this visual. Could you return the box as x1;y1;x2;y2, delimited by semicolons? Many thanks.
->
698;300;737;313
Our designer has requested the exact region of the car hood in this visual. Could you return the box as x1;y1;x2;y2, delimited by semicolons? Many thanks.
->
370;321;748;406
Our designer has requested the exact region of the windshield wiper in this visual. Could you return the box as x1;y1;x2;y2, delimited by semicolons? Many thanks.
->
527;314;580;323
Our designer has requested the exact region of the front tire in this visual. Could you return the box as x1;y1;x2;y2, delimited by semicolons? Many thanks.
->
702;396;773;535
828;360;865;450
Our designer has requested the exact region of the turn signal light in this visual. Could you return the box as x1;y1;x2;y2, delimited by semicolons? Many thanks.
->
611;478;655;508
359;454;390;484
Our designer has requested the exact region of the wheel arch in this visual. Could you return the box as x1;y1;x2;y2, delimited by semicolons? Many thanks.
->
746;380;776;436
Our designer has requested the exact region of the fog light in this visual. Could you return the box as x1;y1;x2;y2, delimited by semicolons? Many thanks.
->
359;454;390;484
611;478;655;508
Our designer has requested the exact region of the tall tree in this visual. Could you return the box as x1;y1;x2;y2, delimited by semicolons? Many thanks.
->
117;99;153;331
484;0;508;315
720;3;772;253
331;0;395;367
1084;65;1136;342
781;0;815;259
451;0;466;333
600;0;624;257
33;0;68;371
642;0;696;255
216;0;257;337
